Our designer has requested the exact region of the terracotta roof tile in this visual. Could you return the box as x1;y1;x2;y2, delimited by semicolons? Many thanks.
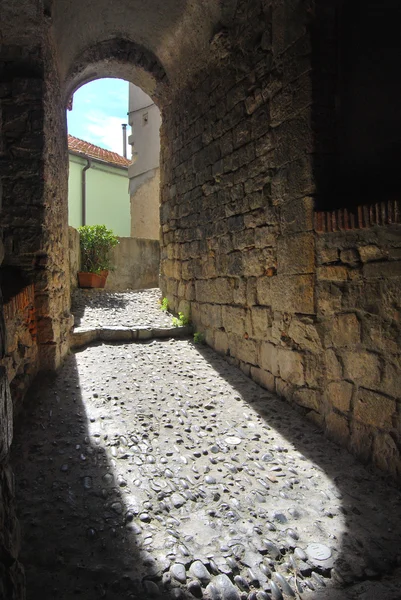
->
68;134;130;167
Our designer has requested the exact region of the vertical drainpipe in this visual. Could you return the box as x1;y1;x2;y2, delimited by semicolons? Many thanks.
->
122;123;127;158
81;157;91;226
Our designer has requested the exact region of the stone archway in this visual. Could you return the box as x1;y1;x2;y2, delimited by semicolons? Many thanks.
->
1;0;401;596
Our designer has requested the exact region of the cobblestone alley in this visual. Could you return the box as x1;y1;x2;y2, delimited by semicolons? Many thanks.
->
11;306;401;599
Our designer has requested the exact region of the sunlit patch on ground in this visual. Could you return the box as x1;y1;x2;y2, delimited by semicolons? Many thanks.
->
12;336;401;599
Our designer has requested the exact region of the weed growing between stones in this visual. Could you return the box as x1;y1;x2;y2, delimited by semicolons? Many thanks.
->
193;332;205;344
160;297;169;311
172;312;191;327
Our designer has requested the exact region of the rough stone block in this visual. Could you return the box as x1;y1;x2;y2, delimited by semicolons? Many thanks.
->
306;410;325;428
235;337;258;365
277;232;315;276
232;229;255;251
100;327;134;342
380;360;400;398
340;248;359;266
354;388;396;430
326;412;350;445
136;327;153;340
330;313;361;347
214;330;228;355
37;316;60;344
358;245;386;263
250;366;275;392
317;265;349;281
256;277;271;306
195;278;234;304
280;196;314;234
250;306;271;339
325;381;353;413
271;156;314;203
316;284;342;315
0;369;12;461
233;278;247;305
373;433;401;479
222;306;246;335
293;388;320;411
277;348;304;386
270;274;315;314
260;342;279;376
70;327;99;349
39;343;61;371
349;421;373;463
178;299;191;318
318;247;339;264
275;376;294;400
288;318;322;353
254;226;277;248
270;73;313;126
303;353;323;388
227;252;244;277
243;248;265;277
272;111;313;165
246;277;257;306
363;261;401;279
199;304;222;329
204;328;215;348
342;351;380;387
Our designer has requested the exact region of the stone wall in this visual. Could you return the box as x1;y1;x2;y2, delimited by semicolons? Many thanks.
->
0;25;72;374
315;224;401;478
0;5;73;595
0;275;24;600
69;228;160;291
107;237;160;291
130;167;160;240
69;226;81;289
159;0;401;479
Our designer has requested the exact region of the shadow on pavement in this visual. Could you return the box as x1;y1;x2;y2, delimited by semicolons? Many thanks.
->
193;343;401;599
10;339;401;600
11;353;174;600
71;290;131;327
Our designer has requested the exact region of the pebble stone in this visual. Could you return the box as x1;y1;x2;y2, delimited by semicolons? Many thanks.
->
10;289;401;600
189;561;211;584
306;543;332;561
171;563;187;584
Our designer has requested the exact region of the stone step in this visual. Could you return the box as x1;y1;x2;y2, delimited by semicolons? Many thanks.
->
70;324;193;349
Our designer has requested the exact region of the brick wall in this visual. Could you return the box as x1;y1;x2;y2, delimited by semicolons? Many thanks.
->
1;283;39;417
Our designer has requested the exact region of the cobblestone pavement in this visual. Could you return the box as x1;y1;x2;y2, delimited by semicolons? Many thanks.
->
72;288;173;329
12;338;401;600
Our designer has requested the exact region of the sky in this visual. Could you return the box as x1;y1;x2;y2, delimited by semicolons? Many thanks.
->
67;78;129;156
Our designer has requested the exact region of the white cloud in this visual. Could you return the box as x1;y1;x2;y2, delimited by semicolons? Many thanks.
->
85;112;129;156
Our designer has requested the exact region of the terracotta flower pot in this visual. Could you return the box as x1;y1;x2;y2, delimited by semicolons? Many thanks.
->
98;270;109;289
78;272;107;288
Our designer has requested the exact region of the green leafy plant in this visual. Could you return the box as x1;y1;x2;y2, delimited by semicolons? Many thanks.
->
193;332;205;344
172;312;191;327
160;297;169;312
78;225;119;273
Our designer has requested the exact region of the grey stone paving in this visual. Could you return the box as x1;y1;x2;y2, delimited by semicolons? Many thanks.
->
72;288;173;329
11;336;401;600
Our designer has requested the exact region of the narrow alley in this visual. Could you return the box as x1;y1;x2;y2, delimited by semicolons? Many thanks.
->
11;293;401;600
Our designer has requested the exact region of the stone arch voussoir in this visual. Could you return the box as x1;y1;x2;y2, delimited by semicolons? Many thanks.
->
63;38;169;107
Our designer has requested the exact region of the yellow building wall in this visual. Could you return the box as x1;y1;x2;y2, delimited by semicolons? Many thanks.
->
68;153;130;237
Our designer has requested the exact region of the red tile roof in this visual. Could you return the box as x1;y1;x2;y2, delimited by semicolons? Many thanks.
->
68;134;130;168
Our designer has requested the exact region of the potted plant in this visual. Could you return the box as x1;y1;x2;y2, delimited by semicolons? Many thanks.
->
77;225;119;288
